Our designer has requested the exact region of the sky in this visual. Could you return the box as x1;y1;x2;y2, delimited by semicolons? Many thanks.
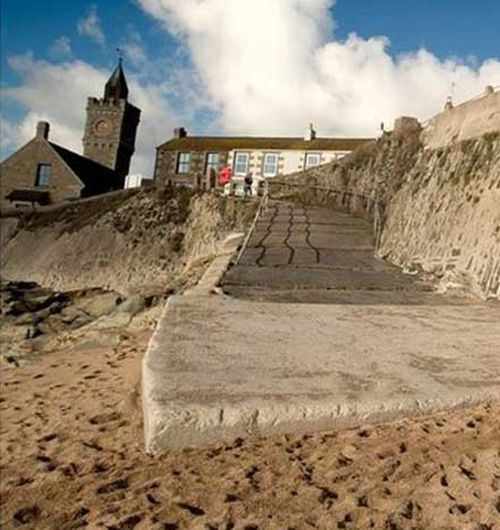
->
1;0;499;176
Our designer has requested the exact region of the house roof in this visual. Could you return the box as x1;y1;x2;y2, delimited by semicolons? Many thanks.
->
158;136;372;152
49;142;123;193
6;189;51;205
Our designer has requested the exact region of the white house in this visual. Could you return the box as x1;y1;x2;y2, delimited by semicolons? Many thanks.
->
154;124;372;189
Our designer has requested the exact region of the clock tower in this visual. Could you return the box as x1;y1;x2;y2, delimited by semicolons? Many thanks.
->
83;60;141;177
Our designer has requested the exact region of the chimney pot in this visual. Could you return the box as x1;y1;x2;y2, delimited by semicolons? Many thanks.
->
304;123;316;141
36;121;50;140
173;127;187;138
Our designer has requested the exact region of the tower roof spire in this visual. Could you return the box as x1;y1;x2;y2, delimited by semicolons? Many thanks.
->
104;57;129;101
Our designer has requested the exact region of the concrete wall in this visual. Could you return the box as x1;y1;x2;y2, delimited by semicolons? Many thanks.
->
0;188;257;295
271;122;500;300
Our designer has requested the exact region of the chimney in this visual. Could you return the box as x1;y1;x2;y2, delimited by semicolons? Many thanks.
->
36;121;50;140
485;85;494;96
173;127;187;138
304;123;316;141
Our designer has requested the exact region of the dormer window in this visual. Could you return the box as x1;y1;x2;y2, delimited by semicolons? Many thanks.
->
35;164;51;187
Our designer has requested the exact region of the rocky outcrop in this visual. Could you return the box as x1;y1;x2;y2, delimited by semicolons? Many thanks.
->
0;187;257;295
271;113;500;300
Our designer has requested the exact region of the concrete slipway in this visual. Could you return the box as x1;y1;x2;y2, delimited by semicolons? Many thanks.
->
142;203;500;452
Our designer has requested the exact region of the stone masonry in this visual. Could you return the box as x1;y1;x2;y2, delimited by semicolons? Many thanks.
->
270;94;500;300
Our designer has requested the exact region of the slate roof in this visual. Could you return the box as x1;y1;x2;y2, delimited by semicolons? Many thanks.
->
49;143;123;194
158;136;372;152
6;189;51;205
104;60;129;100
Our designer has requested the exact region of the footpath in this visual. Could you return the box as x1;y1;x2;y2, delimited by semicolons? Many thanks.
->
142;201;500;452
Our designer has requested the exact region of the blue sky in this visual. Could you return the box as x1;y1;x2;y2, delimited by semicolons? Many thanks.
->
1;0;499;174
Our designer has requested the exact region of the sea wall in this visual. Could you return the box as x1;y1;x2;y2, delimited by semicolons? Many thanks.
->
422;88;500;150
270;94;500;300
0;187;256;295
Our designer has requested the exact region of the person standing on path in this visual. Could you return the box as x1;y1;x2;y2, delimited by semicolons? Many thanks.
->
219;166;232;196
244;172;253;197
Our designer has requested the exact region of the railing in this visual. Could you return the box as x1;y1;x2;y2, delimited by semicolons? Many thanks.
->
269;180;384;248
234;181;269;264
420;85;500;127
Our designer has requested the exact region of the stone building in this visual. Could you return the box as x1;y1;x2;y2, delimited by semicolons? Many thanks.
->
154;124;371;191
0;60;141;209
83;60;141;177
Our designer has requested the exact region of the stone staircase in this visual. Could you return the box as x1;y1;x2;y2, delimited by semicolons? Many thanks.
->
222;201;474;305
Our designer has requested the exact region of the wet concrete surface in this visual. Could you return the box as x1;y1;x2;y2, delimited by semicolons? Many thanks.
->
222;201;473;304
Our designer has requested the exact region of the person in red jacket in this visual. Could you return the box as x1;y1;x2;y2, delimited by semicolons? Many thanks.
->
219;166;232;195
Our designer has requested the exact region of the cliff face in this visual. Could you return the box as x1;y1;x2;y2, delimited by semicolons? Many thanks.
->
271;128;500;300
0;188;256;295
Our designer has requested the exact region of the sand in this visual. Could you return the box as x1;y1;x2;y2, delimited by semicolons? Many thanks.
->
1;329;499;530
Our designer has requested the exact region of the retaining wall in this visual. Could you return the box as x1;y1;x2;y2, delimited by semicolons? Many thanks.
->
271;100;500;299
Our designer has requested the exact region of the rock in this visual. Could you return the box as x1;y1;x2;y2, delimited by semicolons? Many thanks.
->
60;307;94;329
13;505;41;525
118;294;147;315
340;445;358;461
5;355;21;367
1;324;32;343
13;312;37;326
6;300;32;316
90;311;131;330
67;330;122;351
26;326;44;339
74;292;122;318
5;290;69;316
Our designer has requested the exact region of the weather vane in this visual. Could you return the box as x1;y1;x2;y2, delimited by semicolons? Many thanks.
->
116;47;125;63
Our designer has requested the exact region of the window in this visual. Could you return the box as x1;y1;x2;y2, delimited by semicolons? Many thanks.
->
35;164;51;187
304;153;321;169
176;152;191;173
205;152;220;174
263;153;279;177
234;152;249;175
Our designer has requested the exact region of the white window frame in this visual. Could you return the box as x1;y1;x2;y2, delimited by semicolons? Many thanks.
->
35;163;51;187
263;153;279;177
176;152;191;174
234;152;249;176
205;152;220;175
304;152;321;170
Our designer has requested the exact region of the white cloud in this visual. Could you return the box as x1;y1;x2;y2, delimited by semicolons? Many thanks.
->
137;0;500;136
49;36;72;58
3;2;500;178
1;54;179;175
77;5;105;46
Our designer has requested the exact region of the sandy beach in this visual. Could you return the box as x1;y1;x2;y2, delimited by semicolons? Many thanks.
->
1;324;499;530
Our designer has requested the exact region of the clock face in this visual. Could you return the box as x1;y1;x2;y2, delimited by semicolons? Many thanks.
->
94;119;112;136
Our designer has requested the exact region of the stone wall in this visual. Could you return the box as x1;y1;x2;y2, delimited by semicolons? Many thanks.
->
1;188;257;295
271;125;500;300
0;138;83;209
422;88;500;150
155;148;230;187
